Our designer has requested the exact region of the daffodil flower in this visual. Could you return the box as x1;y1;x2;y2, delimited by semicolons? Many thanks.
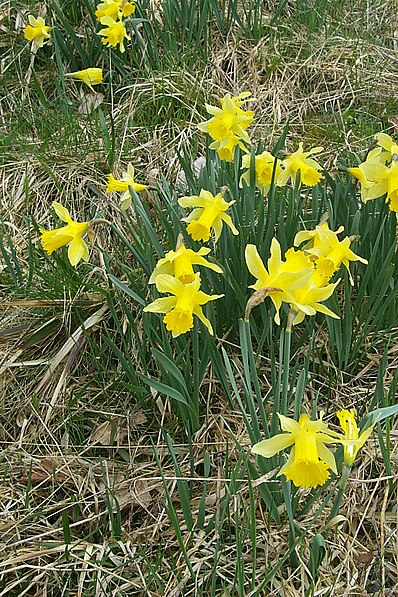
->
283;276;340;325
95;0;135;20
64;68;103;92
240;151;283;196
252;412;344;489
143;273;223;337
294;222;368;284
98;16;130;52
278;143;323;187
245;240;313;324
149;243;222;285
374;132;398;162
198;92;254;161
106;164;148;210
179;189;239;243
24;15;51;49
359;160;398;212
337;409;374;467
40;202;89;266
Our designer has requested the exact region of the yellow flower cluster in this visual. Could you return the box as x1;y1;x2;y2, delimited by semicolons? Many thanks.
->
198;93;254;162
95;0;135;52
245;222;367;325
144;240;223;337
144;189;240;336
252;410;373;489
198;93;324;190
348;133;398;212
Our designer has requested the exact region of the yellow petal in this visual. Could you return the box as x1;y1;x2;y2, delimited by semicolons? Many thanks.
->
251;433;295;457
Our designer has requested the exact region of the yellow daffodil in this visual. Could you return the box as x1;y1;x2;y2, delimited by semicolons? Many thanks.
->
64;68;103;92
337;409;374;467
374;132;398;161
359;159;398;212
252;412;343;489
245;240;313;324
198;92;254;161
283;275;340;325
95;0;136;20
179;189;239;243
348;147;389;202
294;222;368;285
149;243;222;285
143;273;223;337
98;16;130;52
106;163;148;210
40;202;89;266
278;143;323;187
24;15;51;49
240;151;283;195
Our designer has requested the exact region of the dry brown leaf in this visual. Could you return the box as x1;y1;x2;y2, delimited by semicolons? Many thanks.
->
89;419;127;446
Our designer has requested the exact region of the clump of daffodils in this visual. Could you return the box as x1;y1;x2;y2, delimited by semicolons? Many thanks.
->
198;92;254;162
348;132;398;212
95;0;135;52
145;234;224;337
252;410;372;489
245;221;367;324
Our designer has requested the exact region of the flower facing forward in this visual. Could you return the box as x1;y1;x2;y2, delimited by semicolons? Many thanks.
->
106;163;148;210
95;0;135;20
24;15;51;49
144;273;223;336
240;151;283;196
337;409;374;467
179;189;239;242
64;68;103;92
149;243;222;285
198;92;254;161
252;412;343;489
278;143;323;187
40;202;89;266
98;16;130;52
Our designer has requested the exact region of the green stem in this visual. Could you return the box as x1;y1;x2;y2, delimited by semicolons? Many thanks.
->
328;464;350;522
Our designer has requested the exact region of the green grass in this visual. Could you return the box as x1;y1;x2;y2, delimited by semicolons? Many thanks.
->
1;0;398;594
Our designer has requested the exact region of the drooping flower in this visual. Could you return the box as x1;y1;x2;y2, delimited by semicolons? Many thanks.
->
179;189;239;243
149;243;222;285
106;163;148;210
348;147;390;202
143;273;223;337
40;202;89;266
95;0;135;20
252;412;343;489
24;15;51;49
337;409;374;467
198;92;254;161
294;222;368;284
98;16;130;52
64;68;103;92
245;240;313;324
278;143;323;187
240;151;283;195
